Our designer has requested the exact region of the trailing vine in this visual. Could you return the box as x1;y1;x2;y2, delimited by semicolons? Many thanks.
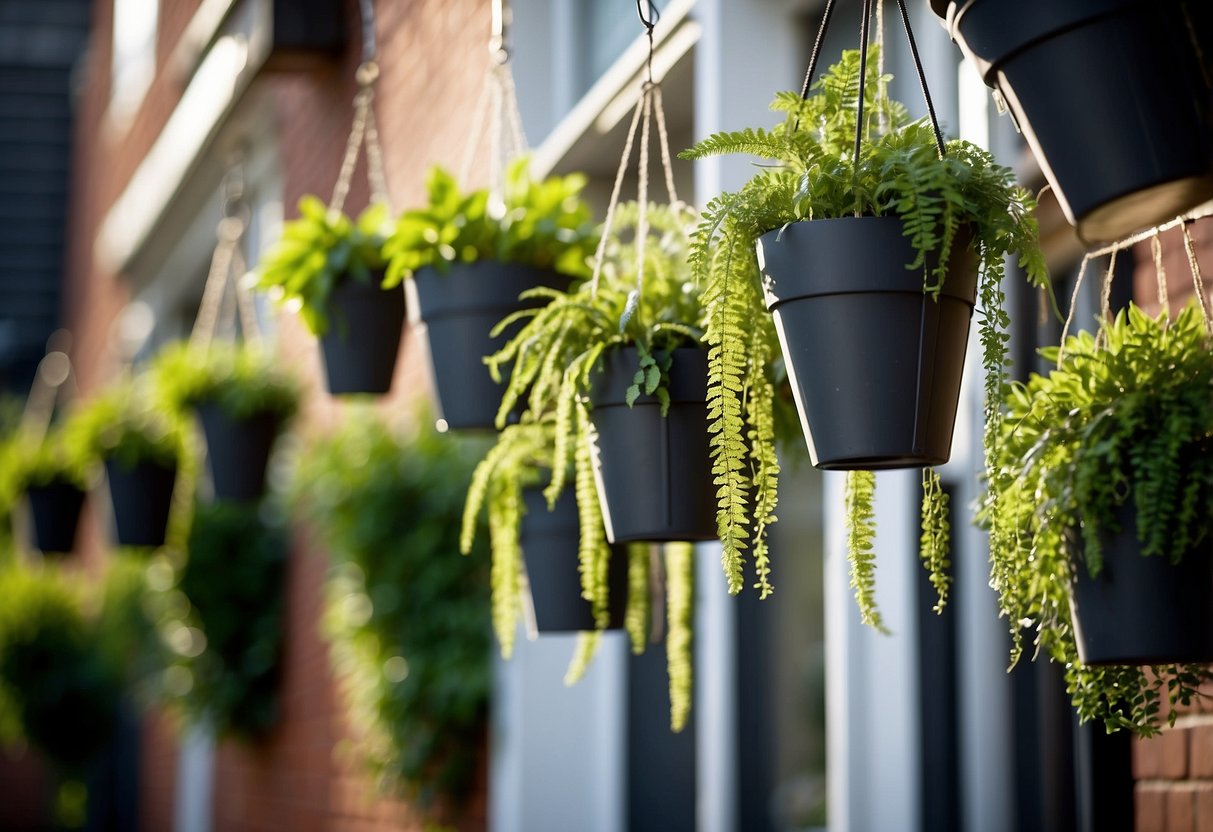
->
293;414;491;808
665;542;694;732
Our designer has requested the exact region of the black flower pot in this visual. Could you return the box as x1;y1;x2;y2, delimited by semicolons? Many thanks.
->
588;347;716;543
758;216;977;470
520;487;627;632
1070;503;1213;665
26;479;86;554
104;459;178;548
196;403;285;503
935;0;1213;241
412;262;571;431
319;275;406;395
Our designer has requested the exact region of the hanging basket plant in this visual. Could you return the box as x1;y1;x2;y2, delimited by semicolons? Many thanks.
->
2;421;93;555
682;24;1047;617
151;342;300;503
933;0;1213;241
256;199;404;395
384;161;598;430
69;383;185;549
981;302;1213;734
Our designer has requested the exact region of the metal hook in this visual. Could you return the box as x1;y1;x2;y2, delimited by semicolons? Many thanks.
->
490;0;511;62
636;0;659;85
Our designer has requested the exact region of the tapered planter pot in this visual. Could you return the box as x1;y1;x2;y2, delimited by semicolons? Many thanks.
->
196;404;284;503
104;459;177;547
319;276;406;395
587;347;716;543
521;488;626;632
412;262;570;431
26;480;86;554
758;216;977;470
1070;503;1213;665
934;0;1213;241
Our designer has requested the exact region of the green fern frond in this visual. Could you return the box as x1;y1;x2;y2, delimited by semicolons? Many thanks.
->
665;541;694;733
845;470;886;632
625;543;651;654
920;467;952;613
563;632;601;685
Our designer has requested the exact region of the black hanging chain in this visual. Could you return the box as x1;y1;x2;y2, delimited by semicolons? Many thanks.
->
794;0;946;160
854;0;874;166
893;0;945;157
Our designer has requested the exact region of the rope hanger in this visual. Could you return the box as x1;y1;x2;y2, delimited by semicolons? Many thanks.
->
588;0;681;305
329;0;393;217
459;0;529;196
189;160;262;353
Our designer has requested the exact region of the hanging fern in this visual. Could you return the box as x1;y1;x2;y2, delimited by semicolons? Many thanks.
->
979;303;1213;734
563;632;601;686
844;471;884;632
682;46;1048;625
920;468;951;614
665;542;694;733
625;543;652;654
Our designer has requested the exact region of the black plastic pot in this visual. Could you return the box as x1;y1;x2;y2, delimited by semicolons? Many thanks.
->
520;487;626;632
758;216;977;470
196;403;285;503
935;0;1213;241
412;262;571;431
104;459;178;548
26;480;86;554
319;275;406;395
588;347;716;543
1070;503;1213;665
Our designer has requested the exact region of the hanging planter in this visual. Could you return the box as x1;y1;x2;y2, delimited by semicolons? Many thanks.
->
196;406;285;503
104;459;178;548
933;0;1213;241
256;200;403;396
72;382;184;549
152;342;300;503
26;480;87;555
412;261;571;430
682;4;1047;621
319;275;406;395
758;217;976;468
1069;502;1213;666
588;347;716;543
520;487;626;632
982;301;1213;733
385;163;597;430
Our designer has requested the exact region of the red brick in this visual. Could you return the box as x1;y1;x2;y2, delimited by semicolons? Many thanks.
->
1195;785;1213;832
1137;729;1192;780
1141;786;1169;832
1171;788;1197;832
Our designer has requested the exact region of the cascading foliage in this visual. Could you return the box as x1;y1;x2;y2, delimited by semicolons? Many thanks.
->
681;46;1047;620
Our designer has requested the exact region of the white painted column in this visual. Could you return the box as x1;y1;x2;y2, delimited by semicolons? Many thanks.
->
490;629;626;832
690;2;799;830
824;470;923;832
174;721;214;832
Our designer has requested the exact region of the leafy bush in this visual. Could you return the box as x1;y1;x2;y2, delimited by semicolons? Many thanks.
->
981;303;1213;734
254;198;390;336
384;160;598;283
151;342;300;422
153;501;287;739
292;414;491;808
66;381;183;472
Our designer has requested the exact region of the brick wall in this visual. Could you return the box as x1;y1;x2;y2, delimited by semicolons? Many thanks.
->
59;0;493;829
1130;217;1213;832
